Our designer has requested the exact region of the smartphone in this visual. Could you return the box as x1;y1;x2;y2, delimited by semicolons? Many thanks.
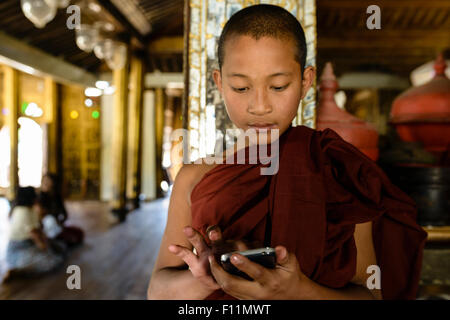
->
220;247;276;280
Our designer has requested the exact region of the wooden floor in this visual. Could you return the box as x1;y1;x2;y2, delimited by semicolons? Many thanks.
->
0;195;169;300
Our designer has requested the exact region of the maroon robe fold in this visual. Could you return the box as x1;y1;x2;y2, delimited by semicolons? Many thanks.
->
190;125;427;300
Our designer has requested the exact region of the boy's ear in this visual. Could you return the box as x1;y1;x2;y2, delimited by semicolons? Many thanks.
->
212;69;223;93
300;66;316;100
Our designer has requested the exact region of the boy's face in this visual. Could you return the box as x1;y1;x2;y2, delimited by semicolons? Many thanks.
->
213;35;315;142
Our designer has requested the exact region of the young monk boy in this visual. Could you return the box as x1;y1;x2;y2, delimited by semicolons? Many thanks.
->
147;4;427;300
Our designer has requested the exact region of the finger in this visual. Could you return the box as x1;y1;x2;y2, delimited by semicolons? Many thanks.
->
208;255;233;282
207;225;223;244
168;244;199;268
275;246;289;265
208;255;260;299
183;226;209;254
230;253;270;285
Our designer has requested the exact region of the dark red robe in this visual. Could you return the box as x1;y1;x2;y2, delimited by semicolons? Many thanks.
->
190;124;427;300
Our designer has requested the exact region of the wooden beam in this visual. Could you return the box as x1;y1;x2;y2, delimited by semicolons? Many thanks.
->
317;50;441;62
145;72;184;88
96;0;146;47
317;0;450;8
318;32;450;49
0;31;97;88
110;0;151;36
148;36;184;54
3;66;19;201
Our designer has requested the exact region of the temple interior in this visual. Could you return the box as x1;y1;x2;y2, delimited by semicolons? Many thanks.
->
0;0;449;300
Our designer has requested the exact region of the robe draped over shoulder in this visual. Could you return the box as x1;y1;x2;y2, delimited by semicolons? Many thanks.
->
190;125;427;300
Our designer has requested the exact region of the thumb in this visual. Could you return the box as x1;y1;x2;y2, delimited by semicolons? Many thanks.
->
275;246;289;265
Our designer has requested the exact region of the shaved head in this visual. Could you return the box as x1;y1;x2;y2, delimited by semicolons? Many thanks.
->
217;4;308;74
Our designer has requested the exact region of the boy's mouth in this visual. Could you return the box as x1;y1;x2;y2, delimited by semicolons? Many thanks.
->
248;123;276;128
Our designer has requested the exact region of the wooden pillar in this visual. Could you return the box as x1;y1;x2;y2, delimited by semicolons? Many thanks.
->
155;87;165;198
44;76;60;176
126;56;144;208
4;66;19;201
111;55;129;221
182;0;190;132
164;88;182;183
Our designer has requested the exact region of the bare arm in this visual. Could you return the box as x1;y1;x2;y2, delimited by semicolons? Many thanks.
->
147;164;218;300
148;266;216;300
30;229;48;250
29;205;48;250
300;221;383;300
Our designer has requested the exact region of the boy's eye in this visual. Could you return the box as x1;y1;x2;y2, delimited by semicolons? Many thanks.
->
272;85;289;91
233;87;248;93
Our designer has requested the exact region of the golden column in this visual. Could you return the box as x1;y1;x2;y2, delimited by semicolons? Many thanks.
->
111;53;130;221
44;76;60;176
4;66;19;201
165;88;183;183
126;56;144;208
154;87;165;198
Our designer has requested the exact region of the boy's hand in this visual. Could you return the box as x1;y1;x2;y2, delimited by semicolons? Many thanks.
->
168;226;251;292
208;245;308;300
168;226;219;290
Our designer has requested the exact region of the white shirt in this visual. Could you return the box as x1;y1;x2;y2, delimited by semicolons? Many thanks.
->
42;214;63;239
9;206;40;241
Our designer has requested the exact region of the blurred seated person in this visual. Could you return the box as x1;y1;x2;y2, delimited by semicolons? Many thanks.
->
34;198;68;255
3;187;65;282
38;173;84;247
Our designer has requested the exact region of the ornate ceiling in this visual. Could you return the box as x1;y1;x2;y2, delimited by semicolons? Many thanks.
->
0;0;448;76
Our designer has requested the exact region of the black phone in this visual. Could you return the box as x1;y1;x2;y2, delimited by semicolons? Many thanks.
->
220;247;276;280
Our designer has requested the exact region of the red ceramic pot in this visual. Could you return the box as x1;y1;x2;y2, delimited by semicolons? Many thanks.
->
317;62;379;161
390;54;450;160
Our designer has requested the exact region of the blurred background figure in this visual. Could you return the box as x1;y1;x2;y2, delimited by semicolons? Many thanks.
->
38;174;84;247
3;187;65;283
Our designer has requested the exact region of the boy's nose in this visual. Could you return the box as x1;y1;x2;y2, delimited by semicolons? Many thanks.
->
247;88;272;115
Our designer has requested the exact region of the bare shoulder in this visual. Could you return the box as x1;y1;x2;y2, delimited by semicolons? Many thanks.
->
176;158;219;207
151;159;216;271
